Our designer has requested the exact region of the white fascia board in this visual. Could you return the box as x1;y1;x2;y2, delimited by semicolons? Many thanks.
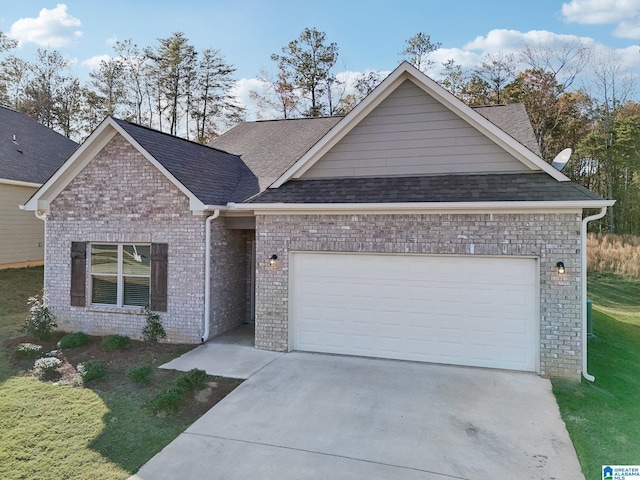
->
0;178;41;188
23;117;206;213
22;118;117;211
408;67;569;182
271;69;410;188
228;199;615;215
113;121;206;211
270;62;568;189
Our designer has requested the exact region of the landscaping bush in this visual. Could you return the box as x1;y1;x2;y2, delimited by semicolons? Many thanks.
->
14;343;42;359
126;364;154;383
34;356;62;374
176;368;208;391
101;334;131;352
58;332;91;350
21;293;57;340
148;388;183;414
142;305;167;342
78;360;105;383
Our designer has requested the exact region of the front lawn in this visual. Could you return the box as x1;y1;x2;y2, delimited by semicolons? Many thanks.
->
0;266;241;480
552;273;640;480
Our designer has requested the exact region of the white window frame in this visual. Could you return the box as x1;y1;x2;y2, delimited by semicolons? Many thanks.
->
90;243;150;308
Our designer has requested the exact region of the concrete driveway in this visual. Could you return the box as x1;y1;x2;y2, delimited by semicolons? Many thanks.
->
132;352;584;480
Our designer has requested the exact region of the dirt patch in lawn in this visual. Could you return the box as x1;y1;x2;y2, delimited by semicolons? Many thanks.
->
6;332;242;420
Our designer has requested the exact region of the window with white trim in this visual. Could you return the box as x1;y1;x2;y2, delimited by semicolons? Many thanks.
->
90;244;151;307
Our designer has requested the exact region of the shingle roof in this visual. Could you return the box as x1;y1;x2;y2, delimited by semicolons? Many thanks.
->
249;173;604;204
473;104;541;156
113;119;258;205
209;116;342;190
210;104;540;194
0;106;78;183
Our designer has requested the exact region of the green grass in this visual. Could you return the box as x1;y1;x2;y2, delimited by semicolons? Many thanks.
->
0;266;239;479
586;273;640;326
552;274;640;480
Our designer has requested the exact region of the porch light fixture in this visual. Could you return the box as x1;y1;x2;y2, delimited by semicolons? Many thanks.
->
269;254;278;266
556;261;565;274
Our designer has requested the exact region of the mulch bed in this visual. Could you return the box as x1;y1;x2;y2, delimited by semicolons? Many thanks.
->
5;332;242;419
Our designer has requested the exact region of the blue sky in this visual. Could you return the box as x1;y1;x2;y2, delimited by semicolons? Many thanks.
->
1;1;640;117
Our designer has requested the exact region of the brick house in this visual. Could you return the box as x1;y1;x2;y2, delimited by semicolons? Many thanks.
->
23;63;613;379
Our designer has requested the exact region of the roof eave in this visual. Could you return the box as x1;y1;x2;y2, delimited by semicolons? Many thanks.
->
229;199;615;214
23;117;211;214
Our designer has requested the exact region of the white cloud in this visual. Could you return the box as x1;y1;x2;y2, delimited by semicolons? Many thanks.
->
231;78;265;121
81;54;111;70
8;4;82;48
562;0;640;38
561;0;640;24
106;35;118;46
464;29;593;53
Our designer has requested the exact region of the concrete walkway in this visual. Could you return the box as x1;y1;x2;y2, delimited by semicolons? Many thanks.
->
160;325;283;379
134;349;584;480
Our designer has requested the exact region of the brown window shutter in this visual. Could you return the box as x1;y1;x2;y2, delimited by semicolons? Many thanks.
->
70;242;86;307
150;243;168;312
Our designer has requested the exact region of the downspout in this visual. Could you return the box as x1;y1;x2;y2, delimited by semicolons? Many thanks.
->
34;210;47;286
581;207;607;382
202;209;220;342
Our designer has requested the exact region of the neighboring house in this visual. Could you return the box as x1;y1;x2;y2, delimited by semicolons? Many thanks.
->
0;106;77;267
23;63;614;379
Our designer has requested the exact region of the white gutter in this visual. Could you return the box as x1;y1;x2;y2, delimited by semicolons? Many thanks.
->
202;209;220;342
581;207;608;382
2;178;42;188
228;200;615;213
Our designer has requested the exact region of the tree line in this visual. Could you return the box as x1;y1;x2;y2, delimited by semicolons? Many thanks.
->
0;28;638;234
0;31;242;143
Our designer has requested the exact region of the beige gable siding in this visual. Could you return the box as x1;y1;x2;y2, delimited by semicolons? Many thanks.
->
0;184;44;265
302;80;530;179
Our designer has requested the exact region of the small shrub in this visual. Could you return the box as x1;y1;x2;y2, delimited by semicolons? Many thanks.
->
148;388;183;414
101;334;131;352
58;332;91;350
126;364;153;383
142;305;167;343
177;368;208;392
78;360;105;383
14;343;42;359
22;293;57;340
34;356;62;373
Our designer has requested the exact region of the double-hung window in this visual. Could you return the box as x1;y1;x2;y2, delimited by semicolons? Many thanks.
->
90;244;151;307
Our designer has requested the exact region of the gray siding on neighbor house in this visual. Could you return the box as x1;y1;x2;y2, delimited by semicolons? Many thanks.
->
254;213;583;379
0;183;44;265
302;80;530;179
45;134;245;343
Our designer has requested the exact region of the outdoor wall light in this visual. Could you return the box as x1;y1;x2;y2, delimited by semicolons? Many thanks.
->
556;261;566;274
269;254;278;266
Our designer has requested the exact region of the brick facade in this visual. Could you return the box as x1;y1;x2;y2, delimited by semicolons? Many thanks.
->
45;134;246;343
254;212;583;378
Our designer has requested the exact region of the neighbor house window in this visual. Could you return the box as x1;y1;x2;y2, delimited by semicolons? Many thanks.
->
90;244;151;307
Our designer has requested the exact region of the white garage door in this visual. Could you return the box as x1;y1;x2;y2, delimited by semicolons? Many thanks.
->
290;253;538;372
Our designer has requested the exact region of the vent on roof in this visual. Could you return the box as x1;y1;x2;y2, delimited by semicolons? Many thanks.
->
12;134;23;154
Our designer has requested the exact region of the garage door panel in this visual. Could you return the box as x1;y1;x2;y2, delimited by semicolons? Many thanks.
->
290;253;538;372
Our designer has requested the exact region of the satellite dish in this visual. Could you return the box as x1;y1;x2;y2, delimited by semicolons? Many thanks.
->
551;148;572;171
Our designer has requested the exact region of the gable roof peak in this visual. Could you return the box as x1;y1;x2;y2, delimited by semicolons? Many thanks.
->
270;62;567;187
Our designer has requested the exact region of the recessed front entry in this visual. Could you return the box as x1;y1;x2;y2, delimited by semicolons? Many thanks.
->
289;252;538;372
